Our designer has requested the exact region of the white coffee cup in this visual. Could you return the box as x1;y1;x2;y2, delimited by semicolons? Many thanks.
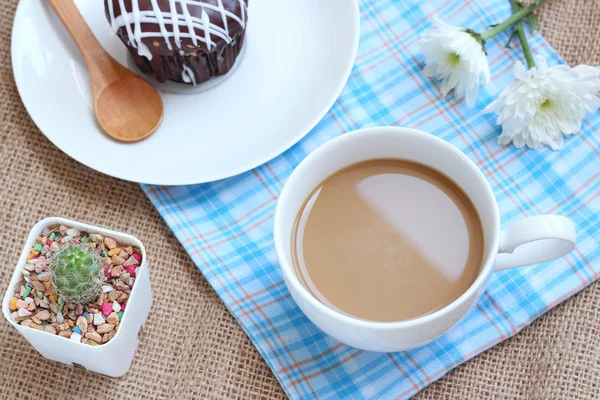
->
274;126;577;352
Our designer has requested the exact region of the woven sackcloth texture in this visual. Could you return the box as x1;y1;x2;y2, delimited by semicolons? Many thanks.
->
0;0;598;399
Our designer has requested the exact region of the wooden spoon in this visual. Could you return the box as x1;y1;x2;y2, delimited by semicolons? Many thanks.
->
48;0;163;143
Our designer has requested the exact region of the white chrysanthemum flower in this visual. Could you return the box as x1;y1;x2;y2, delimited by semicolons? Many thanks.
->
484;56;600;150
420;19;491;107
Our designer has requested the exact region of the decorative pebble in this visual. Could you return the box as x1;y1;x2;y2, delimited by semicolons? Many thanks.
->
8;297;17;311
104;237;117;249
97;323;115;334
56;313;64;324
90;233;104;243
111;255;126;265
17;308;32;317
39;298;50;309
120;302;127;312
101;303;113;316
33;243;42;252
37;273;50;282
102;285;113;293
58;329;72;338
132;253;142;262
49;242;59;252
22;284;32;299
110;265;123;278
56;322;69;331
73;326;82;335
106;312;119;325
66;228;81;237
112;301;121;313
45;325;57;335
117;293;129;304
123;256;139;267
123;265;137;277
60;235;73;244
16;299;27;310
107;247;121;257
67;320;75;328
70;332;82;342
108;290;122;302
116;281;130;292
76;316;88;334
31;316;42;325
93;313;105;326
85;331;102;343
124;246;133;255
31;281;44;292
117;311;124;321
35;310;51;321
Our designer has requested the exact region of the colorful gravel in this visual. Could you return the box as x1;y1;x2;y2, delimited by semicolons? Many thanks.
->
9;224;141;346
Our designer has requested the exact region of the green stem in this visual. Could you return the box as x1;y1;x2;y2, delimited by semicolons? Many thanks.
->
481;0;547;41
510;0;536;68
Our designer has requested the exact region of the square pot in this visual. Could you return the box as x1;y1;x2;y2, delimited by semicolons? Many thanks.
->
2;217;152;377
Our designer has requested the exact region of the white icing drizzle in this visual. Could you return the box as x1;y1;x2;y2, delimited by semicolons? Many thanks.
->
217;0;229;36
113;0;153;59
131;0;152;59
181;63;197;86
150;0;174;50
200;10;213;50
117;0;136;45
108;0;247;59
180;0;198;47
169;0;182;47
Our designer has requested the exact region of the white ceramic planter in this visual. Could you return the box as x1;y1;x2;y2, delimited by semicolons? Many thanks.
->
2;217;152;377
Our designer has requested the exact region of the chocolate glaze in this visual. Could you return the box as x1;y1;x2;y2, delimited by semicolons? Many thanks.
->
104;0;248;85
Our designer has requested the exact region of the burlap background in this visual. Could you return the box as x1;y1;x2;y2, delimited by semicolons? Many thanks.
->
1;1;598;399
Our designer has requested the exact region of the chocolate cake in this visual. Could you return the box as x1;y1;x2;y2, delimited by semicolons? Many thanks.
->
104;0;248;85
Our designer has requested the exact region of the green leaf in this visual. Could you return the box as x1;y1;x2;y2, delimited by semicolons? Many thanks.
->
526;13;538;32
505;30;518;49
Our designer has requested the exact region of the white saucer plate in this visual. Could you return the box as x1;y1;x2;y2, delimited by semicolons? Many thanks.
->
12;0;360;185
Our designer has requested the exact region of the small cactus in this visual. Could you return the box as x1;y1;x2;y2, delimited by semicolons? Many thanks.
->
50;244;103;305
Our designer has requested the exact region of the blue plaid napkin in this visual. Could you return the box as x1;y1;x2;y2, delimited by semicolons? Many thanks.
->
142;0;600;398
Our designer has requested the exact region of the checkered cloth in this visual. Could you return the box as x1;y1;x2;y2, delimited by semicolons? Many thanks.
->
142;0;600;398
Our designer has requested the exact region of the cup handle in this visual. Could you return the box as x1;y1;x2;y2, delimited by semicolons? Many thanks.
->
494;215;577;271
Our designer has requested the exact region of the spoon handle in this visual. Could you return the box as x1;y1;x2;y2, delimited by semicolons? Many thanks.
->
48;0;122;88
